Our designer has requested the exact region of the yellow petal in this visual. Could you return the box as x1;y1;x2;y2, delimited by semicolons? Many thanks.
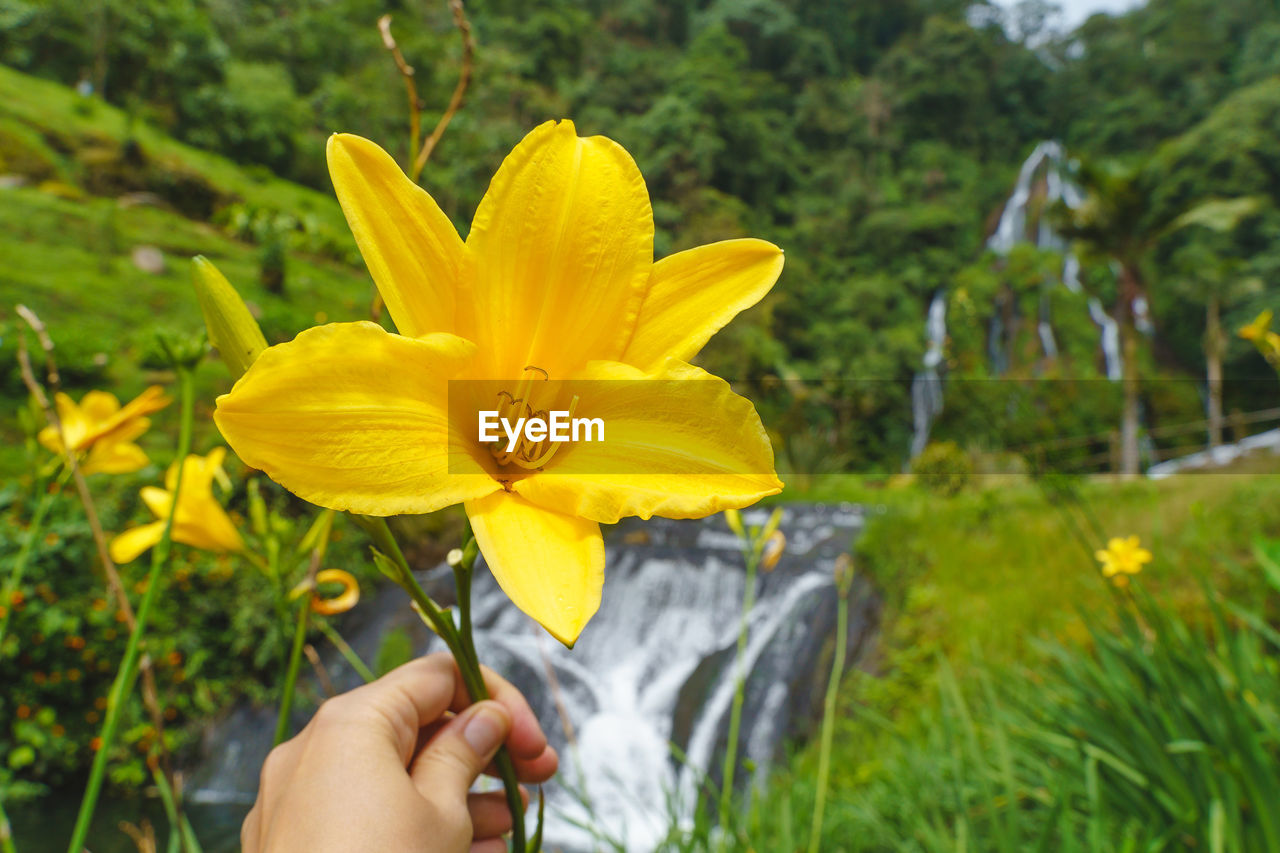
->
81;440;150;475
39;392;89;453
623;239;784;371
215;322;499;516
140;486;173;519
310;569;360;615
172;500;244;553
110;521;166;564
79;390;122;424
327;134;467;338
465;491;603;647
463;120;654;378
514;360;783;524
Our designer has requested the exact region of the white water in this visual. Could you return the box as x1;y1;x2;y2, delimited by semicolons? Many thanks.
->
989;140;1123;380
909;291;949;457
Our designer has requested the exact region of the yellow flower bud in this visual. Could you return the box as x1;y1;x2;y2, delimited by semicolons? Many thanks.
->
760;530;785;572
724;508;744;538
193;256;268;380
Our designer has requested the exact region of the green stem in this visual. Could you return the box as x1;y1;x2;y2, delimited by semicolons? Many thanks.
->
151;765;203;853
274;597;310;746
358;518;527;852
66;367;196;853
720;538;762;839
316;619;375;683
808;589;847;853
0;468;69;647
1;797;16;853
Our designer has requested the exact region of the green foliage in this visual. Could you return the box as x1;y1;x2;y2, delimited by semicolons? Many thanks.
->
374;626;414;678
909;440;971;497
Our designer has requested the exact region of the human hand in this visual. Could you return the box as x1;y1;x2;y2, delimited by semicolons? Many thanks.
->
241;652;559;852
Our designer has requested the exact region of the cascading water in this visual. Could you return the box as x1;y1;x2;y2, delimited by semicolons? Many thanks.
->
987;140;1122;379
184;505;877;853
909;140;1125;459
909;291;948;457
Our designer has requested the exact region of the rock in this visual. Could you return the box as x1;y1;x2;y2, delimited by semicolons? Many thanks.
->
131;245;166;274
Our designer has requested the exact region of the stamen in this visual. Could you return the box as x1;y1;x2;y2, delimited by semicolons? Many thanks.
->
486;369;579;471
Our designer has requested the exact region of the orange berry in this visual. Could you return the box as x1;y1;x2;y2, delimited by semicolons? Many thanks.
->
166;651;182;667
32;672;46;684
94;696;108;710
16;705;30;719
85;711;99;724
90;737;102;751
91;599;108;611
164;707;177;720
51;724;65;737
67;669;81;682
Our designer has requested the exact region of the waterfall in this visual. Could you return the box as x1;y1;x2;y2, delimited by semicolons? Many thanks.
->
988;140;1123;381
909;290;948;457
183;505;876;853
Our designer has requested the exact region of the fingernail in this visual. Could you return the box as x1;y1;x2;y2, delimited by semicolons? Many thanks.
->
463;705;505;756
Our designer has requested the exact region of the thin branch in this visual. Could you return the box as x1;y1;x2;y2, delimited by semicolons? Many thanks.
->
304;644;337;698
378;14;422;167
412;0;474;182
14;304;182;833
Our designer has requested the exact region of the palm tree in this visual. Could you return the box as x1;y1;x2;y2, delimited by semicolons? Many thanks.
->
1056;159;1260;475
1053;160;1151;476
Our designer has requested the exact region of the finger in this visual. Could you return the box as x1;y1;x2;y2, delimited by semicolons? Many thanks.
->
410;700;512;808
315;653;460;761
470;840;507;853
483;744;559;784
240;802;261;853
467;789;527;839
451;664;548;761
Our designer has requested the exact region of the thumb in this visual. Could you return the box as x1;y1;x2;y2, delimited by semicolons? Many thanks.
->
411;700;511;802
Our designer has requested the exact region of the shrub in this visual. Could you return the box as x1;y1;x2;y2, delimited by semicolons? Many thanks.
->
911;440;972;497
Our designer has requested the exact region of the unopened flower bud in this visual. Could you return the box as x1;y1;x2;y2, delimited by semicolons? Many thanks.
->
193;255;268;379
833;553;854;593
761;530;785;572
724;508;744;538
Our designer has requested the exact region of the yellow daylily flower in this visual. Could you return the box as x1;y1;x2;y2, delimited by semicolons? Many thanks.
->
214;121;784;646
38;386;170;475
1238;309;1272;342
1095;535;1152;587
110;448;245;564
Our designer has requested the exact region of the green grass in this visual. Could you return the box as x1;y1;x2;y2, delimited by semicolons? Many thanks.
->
0;66;382;475
746;463;1280;851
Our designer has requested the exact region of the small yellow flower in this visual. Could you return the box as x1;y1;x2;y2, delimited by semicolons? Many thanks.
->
1238;309;1272;342
38;386;170;475
1095;535;1152;586
109;448;244;563
214;122;785;645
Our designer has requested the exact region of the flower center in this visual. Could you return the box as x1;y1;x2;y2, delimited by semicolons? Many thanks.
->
487;366;579;470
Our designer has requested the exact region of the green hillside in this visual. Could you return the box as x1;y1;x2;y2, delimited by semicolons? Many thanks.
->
0;65;374;471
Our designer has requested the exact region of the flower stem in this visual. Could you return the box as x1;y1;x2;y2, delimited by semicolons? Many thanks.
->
808;586;847;853
1;797;16;853
357;517;527;852
274;596;310;746
66;366;196;853
719;535;762;841
0;467;69;648
316;619;375;683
